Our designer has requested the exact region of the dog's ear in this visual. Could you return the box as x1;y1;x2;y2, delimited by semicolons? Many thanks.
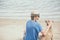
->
45;20;47;23
45;20;49;26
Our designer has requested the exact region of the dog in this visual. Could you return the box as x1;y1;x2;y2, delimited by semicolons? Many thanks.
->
40;20;53;40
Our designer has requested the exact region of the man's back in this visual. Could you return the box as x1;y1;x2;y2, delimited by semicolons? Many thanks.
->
24;20;42;40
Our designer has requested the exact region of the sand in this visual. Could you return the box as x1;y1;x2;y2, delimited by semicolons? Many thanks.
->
0;18;60;40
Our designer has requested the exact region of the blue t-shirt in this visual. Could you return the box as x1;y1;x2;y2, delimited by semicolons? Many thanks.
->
24;20;42;40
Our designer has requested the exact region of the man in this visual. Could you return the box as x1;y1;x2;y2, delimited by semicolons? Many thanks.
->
24;11;52;40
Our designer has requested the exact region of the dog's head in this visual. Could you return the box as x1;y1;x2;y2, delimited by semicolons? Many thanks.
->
45;20;54;26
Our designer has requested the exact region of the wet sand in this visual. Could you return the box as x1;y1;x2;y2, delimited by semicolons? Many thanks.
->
0;18;60;40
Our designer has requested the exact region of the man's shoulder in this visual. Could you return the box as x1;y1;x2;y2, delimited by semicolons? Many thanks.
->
27;20;31;23
26;20;32;25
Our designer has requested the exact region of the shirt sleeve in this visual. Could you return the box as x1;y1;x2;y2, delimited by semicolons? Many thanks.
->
38;24;43;32
35;24;43;33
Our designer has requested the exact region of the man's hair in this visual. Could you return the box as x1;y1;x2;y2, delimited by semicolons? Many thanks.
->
31;12;40;20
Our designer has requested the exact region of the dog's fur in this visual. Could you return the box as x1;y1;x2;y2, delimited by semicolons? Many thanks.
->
40;20;53;40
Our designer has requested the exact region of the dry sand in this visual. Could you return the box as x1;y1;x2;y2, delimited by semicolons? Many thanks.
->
0;18;60;40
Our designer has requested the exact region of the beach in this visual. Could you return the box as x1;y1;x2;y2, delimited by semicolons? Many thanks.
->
0;18;60;40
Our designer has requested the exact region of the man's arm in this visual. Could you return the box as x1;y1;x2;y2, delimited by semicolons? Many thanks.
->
38;30;45;37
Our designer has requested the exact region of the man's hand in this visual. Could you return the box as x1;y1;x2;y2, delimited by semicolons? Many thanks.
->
39;30;46;37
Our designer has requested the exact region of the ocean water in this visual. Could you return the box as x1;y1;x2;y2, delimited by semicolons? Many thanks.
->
0;0;60;21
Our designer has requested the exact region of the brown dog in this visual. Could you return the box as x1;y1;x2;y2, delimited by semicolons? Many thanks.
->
40;20;53;40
